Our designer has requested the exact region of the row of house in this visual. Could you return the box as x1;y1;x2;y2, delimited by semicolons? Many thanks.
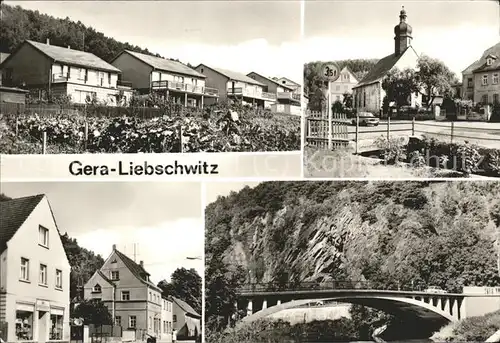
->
0;194;200;343
325;7;499;115
0;39;305;115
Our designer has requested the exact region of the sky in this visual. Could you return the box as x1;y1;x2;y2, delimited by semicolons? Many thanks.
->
6;0;303;82
304;1;500;79
1;182;203;284
205;181;262;205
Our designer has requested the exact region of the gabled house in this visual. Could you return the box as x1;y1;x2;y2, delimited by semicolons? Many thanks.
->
329;66;359;103
110;50;218;108
352;7;421;114
462;42;500;105
0;40;132;106
195;64;275;107
247;72;301;114
0;194;70;343
274;77;301;94
84;245;163;338
171;297;200;340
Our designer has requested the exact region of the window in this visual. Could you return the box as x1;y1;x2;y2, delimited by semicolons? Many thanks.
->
39;226;49;247
49;314;63;340
99;72;105;86
163;321;166;333
493;73;499;85
20;258;30;281
110;271;119;280
494;94;499;104
482;94;489;104
467;77;473;88
129;316;136;328
79;68;85;80
335;85;340;91
149;316;152;330
173;315;177;323
108;73;112;86
482;74;488;85
487;58;493;66
115;316;121;326
16;310;34;340
39;264;47;286
121;291;130;301
149;291;152;301
93;284;102;293
55;269;62;289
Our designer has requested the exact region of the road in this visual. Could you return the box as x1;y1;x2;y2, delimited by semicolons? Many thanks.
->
349;120;500;150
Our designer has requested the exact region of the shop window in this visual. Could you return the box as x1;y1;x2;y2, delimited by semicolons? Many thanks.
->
15;311;33;340
50;314;63;340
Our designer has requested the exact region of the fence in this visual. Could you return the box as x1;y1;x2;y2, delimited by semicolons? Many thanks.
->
88;324;122;343
306;111;500;153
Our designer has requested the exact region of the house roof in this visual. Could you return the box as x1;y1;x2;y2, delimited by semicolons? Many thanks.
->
118;50;205;78
354;48;412;88
463;42;500;74
198;64;264;86
0;194;45;254
331;66;360;83
0;53;10;64
275;76;301;87
20;40;121;73
171;296;200;318
114;249;162;291
247;72;295;90
97;270;114;285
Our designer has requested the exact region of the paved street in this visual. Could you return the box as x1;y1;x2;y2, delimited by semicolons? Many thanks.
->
348;120;500;150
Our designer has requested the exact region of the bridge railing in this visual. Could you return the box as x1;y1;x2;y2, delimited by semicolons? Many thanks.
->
237;280;434;293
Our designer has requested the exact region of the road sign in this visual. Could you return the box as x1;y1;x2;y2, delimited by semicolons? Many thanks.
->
323;63;339;81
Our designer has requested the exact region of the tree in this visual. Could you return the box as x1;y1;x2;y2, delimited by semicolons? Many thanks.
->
381;67;419;109
415;55;458;106
72;299;112;325
157;268;202;314
490;201;500;278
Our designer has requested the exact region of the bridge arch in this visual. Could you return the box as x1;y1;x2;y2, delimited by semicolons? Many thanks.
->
240;295;457;327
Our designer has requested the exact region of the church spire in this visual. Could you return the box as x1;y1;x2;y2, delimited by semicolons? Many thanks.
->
394;5;413;56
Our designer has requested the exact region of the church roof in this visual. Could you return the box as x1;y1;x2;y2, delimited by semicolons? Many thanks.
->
353;48;410;88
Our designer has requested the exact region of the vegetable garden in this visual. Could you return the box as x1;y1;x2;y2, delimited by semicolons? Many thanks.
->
0;104;301;154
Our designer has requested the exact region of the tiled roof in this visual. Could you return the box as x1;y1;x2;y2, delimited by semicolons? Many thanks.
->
463;42;500;74
122;50;205;78
247;72;294;90
0;53;10;64
201;65;264;86
24;40;121;73
171;296;200;318
114;249;161;291
354;49;410;88
0;194;45;254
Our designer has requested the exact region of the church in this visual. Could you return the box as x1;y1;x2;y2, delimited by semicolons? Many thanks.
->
352;7;422;114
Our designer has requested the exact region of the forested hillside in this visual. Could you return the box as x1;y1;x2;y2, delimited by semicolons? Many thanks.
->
205;181;500;329
0;4;183;63
304;59;378;110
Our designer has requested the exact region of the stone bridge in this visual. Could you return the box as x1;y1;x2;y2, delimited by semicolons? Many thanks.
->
235;282;500;335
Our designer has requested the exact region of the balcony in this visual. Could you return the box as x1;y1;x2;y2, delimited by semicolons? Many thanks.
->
52;73;69;83
117;80;133;89
277;92;301;102
227;87;277;101
151;80;219;97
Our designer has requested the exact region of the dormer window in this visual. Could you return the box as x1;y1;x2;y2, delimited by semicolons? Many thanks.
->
93;284;102;293
487;58;493;66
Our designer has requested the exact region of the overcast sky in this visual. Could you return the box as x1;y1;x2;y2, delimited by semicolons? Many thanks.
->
304;1;500;78
2;182;203;284
6;0;303;82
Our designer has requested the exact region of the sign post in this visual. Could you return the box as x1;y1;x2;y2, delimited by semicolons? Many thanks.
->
323;64;339;150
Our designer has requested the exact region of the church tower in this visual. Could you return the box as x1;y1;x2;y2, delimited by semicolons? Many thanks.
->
394;6;413;56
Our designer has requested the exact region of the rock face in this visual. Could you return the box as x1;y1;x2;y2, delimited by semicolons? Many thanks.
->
209;181;500;292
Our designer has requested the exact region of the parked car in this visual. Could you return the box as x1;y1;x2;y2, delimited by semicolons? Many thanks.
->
146;334;157;343
424;286;447;294
351;111;380;126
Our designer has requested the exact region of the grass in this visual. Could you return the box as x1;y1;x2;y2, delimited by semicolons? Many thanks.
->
303;147;464;178
431;310;500;342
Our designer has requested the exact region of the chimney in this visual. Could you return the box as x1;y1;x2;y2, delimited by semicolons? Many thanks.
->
46;38;50;45
139;261;144;268
112;244;116;250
